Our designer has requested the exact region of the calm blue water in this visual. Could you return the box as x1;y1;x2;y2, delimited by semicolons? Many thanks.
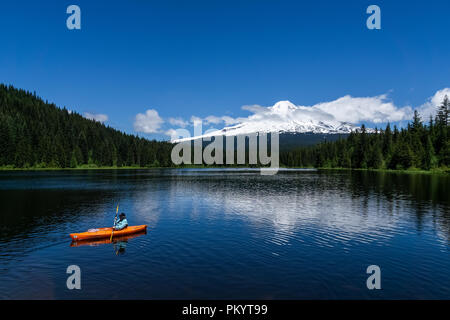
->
0;169;449;299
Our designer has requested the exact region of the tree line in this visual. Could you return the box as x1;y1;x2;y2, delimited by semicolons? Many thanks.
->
280;96;449;170
1;84;449;170
0;84;173;168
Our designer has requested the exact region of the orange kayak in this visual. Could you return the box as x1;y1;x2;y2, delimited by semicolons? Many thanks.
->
70;225;147;241
70;230;147;247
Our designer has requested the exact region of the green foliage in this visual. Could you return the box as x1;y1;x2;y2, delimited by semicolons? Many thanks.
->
0;84;173;168
389;141;414;170
437;95;449;126
1;84;448;171
280;98;449;170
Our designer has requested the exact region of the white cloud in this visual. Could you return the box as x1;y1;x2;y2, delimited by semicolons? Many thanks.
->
313;94;413;124
204;115;222;124
236;93;423;125
204;115;240;126
162;89;449;137
168;117;189;128
134;109;164;134
241;101;336;123
416;88;450;120
164;128;178;140
84;112;108;123
241;104;268;114
163;114;240;137
165;115;240;133
190;116;203;125
221;116;240;125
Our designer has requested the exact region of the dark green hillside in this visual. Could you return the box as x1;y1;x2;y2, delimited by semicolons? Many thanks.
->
279;132;349;151
0;84;172;168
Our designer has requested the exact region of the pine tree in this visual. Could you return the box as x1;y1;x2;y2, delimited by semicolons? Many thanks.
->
423;136;436;170
437;95;449;126
70;150;78;168
389;141;414;170
412;110;422;132
438;140;450;167
368;143;383;169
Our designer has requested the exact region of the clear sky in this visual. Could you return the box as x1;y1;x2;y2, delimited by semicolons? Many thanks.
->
1;0;449;140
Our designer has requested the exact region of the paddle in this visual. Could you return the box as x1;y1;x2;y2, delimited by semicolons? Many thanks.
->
110;204;119;242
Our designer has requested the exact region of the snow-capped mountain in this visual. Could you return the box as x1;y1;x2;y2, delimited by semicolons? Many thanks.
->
175;101;364;142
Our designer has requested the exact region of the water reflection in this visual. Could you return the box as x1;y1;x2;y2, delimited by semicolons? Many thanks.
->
70;231;147;256
162;170;450;245
0;169;449;299
1;169;448;251
70;231;147;247
114;241;127;255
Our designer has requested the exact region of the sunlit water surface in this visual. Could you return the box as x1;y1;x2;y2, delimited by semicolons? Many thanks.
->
0;169;449;299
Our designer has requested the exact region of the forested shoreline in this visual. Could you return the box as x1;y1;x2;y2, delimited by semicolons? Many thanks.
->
0;84;449;172
0;85;173;168
281;98;449;171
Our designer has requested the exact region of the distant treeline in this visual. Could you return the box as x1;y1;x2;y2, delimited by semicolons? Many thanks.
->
1;84;449;170
0;84;173;168
280;97;450;170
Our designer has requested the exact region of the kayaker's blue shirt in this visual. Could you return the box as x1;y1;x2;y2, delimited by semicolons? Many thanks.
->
114;217;128;230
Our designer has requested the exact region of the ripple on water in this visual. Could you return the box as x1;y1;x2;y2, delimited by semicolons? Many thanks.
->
0;169;449;299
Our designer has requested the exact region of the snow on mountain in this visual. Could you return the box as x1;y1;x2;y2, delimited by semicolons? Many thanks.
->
175;100;366;142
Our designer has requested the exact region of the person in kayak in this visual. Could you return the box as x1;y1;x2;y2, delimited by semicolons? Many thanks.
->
113;213;128;231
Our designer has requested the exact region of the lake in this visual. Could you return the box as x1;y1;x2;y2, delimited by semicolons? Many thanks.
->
0;169;449;299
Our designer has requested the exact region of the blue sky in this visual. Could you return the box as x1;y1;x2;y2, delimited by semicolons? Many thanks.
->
0;0;449;140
